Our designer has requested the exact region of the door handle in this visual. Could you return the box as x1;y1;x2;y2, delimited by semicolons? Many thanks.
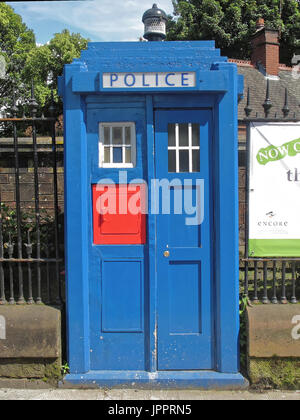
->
164;250;170;258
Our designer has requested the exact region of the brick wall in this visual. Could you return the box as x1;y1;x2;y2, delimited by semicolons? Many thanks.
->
251;27;280;76
0;138;64;215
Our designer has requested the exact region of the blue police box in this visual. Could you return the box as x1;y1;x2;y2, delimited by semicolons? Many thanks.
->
58;27;246;388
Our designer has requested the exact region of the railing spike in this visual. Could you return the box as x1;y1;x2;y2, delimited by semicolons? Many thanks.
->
11;87;18;118
244;87;252;117
263;79;273;118
282;88;290;118
49;88;55;117
28;80;38;118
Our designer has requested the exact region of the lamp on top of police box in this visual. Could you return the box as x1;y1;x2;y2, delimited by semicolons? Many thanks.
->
142;4;168;42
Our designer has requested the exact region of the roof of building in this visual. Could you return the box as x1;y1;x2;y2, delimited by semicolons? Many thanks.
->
232;59;300;121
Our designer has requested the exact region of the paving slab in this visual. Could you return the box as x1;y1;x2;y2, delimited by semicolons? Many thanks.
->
0;389;299;400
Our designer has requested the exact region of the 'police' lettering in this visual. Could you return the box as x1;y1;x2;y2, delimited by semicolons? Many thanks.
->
110;74;118;86
103;72;196;89
142;74;150;87
182;73;189;86
166;73;175;86
124;74;136;87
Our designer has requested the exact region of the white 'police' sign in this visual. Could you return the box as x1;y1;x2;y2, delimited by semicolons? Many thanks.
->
103;72;196;89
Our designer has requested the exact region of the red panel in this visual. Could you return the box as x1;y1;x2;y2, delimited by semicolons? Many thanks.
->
92;184;146;245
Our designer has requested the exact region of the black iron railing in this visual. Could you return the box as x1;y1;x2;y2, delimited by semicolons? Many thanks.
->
241;259;300;304
0;85;63;305
1;78;299;305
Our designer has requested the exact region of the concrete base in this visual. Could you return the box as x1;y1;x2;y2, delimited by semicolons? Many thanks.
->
0;306;61;382
61;371;248;390
247;305;300;389
0;358;61;382
247;305;300;358
0;378;54;390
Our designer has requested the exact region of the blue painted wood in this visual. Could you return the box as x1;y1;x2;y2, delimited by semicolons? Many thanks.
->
155;109;213;370
60;40;243;387
145;95;157;373
72;70;230;94
64;371;248;389
87;102;148;371
63;62;90;374
87;105;147;183
153;94;215;109
86;95;146;104
212;62;241;374
101;260;144;333
72;71;99;93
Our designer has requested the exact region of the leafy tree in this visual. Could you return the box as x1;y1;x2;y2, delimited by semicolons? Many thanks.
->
167;0;300;65
0;3;36;107
24;30;89;109
0;3;89;118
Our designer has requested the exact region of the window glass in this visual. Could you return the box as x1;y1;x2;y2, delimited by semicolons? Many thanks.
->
104;147;110;163
179;150;189;172
192;124;200;147
168;124;176;147
104;127;110;145
100;123;136;168
125;127;131;145
168;123;200;173
112;127;122;145
192;150;200;172
168;150;176;173
179;124;189;147
125;148;131;164
113;147;122;163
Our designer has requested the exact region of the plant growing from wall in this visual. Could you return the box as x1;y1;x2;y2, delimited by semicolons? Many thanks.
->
240;295;250;374
0;202;64;258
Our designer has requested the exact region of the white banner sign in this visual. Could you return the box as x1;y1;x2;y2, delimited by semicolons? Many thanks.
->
249;122;300;257
103;72;196;89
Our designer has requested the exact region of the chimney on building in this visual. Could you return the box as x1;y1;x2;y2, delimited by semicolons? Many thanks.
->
251;18;280;76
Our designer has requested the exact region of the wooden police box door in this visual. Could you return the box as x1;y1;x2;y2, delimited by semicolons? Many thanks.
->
154;109;214;370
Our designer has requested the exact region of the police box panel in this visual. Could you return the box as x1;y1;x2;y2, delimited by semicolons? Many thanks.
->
86;96;148;370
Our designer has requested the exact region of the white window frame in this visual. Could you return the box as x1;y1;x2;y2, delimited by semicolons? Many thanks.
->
99;122;136;168
168;123;200;173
